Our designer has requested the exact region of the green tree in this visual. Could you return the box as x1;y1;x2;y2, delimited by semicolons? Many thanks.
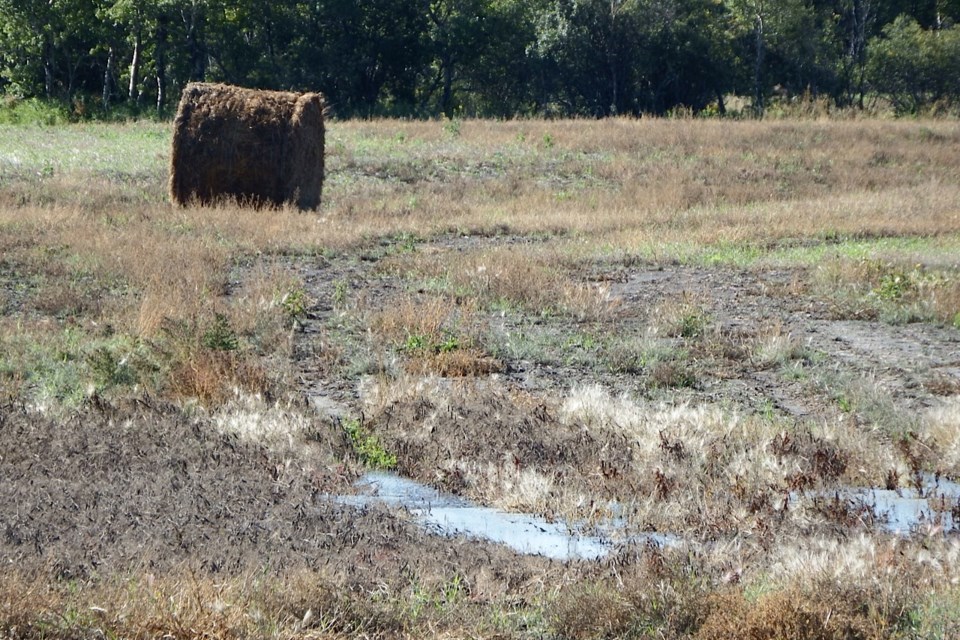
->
531;0;646;116
296;0;428;116
867;14;960;112
836;0;878;108
637;0;740;114
459;0;543;116
0;0;106;99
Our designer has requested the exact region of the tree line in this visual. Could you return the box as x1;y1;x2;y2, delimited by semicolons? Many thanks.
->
1;0;959;119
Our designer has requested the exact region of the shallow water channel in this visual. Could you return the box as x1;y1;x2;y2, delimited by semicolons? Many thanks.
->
335;472;674;561
802;475;960;534
332;473;960;560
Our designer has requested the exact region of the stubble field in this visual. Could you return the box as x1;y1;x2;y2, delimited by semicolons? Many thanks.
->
1;116;960;639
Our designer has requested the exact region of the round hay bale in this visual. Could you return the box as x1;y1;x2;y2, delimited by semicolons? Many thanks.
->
169;82;326;210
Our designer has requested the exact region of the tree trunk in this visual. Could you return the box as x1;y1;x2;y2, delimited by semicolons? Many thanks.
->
753;13;765;115
156;16;168;114
184;4;207;81
103;47;115;109
609;56;619;116
716;89;727;115
441;53;454;116
846;0;871;109
129;28;142;103
43;37;55;98
607;6;620;116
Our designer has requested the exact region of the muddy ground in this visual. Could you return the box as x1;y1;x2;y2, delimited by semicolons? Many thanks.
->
293;233;960;536
3;231;959;600
299;233;959;431
0;397;557;602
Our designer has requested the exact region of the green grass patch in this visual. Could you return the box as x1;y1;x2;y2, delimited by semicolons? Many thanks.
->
343;417;397;470
0;328;155;410
0;122;169;177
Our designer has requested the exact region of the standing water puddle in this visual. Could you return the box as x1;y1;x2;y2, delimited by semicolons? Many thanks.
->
332;473;959;560
335;472;675;561
800;475;960;534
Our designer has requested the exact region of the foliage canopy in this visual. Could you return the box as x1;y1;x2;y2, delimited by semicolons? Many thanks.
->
1;0;959;118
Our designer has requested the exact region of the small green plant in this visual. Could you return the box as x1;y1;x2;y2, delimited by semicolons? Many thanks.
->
757;398;777;421
280;287;309;325
873;269;916;301
396;232;419;253
836;393;853;413
403;334;429;352
343;418;397;470
437;333;460;353
443;117;462;138
782;361;808;381
332;279;349;309
407;574;466;622
401;330;461;356
541;133;554;149
678;311;709;338
202;314;239;351
86;346;135;389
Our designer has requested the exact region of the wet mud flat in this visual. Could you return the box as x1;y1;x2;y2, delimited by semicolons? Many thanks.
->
330;472;959;560
0;403;553;592
798;474;960;535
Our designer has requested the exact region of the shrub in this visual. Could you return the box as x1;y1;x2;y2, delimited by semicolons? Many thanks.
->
867;17;960;114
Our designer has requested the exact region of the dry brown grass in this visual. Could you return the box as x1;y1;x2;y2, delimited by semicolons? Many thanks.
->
0;565;550;640
0;569;378;640
369;293;501;377
326;118;960;250
696;587;892;640
382;245;619;320
4;118;958;348
3;117;960;638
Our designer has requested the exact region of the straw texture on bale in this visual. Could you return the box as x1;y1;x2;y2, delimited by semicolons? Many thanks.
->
169;83;325;210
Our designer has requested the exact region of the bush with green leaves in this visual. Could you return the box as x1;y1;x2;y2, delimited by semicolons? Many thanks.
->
343;418;397;470
867;17;960;114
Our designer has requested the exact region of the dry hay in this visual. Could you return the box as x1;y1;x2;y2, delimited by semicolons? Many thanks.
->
169;82;325;210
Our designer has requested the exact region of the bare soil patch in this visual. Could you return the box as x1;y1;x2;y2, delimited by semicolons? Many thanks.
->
298;232;959;429
0;399;552;597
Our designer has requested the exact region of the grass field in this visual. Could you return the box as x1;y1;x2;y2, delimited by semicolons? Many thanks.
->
1;117;960;639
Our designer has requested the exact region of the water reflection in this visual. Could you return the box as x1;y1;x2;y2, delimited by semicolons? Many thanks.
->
333;472;960;560
799;475;960;534
336;472;675;561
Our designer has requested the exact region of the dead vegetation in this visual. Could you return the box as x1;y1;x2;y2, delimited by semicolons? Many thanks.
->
170;83;326;210
1;117;960;638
